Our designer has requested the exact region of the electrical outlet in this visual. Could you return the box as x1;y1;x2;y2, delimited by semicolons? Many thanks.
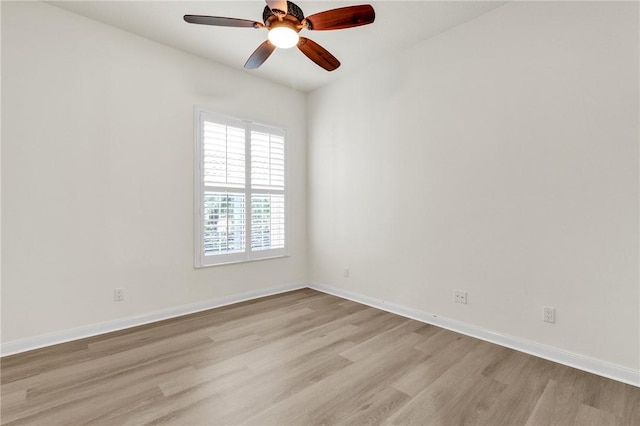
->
543;306;555;323
454;290;467;304
114;288;124;302
343;268;350;278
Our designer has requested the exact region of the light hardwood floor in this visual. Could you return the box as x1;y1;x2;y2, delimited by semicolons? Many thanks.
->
1;288;639;425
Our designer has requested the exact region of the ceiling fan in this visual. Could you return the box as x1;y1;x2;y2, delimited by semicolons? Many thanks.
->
184;1;375;71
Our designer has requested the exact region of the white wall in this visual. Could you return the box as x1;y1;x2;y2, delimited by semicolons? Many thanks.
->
308;1;639;370
1;1;307;344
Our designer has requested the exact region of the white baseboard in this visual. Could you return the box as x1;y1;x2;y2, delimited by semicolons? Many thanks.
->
308;282;640;388
3;280;638;388
0;282;307;357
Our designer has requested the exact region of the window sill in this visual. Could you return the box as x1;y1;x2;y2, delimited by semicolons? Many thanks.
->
194;254;290;269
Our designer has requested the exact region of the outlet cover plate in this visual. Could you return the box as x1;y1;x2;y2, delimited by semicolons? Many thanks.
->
114;288;124;302
454;290;467;304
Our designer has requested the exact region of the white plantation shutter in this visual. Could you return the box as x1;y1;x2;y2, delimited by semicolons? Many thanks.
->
249;126;286;255
203;192;245;255
203;122;245;187
195;109;287;266
251;131;285;188
251;193;285;251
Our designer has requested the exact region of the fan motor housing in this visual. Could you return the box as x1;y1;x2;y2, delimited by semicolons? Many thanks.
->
263;1;305;23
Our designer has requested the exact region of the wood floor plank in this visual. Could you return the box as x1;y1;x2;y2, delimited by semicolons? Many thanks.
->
387;341;506;425
2;289;639;425
0;340;91;385
339;318;423;362
158;359;253;397
0;338;218;425
216;354;355;424
334;385;410;426
246;323;361;374
425;371;506;425
206;306;315;342
0;390;26;409
475;354;559;425
94;379;230;425
525;379;582;426
143;391;230;426
390;331;482;396
245;332;428;425
573;403;623;426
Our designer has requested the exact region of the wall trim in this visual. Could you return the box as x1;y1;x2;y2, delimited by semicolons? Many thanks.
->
3;280;638;388
308;282;640;388
0;281;307;357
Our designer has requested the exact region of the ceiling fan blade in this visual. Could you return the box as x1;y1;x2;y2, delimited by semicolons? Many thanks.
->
297;37;340;71
266;0;288;15
245;40;276;69
184;15;261;28
305;5;375;31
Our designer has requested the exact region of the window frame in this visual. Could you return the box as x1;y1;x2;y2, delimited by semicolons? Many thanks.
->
193;107;289;268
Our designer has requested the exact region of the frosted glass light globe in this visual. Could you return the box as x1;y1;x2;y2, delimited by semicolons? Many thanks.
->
268;26;299;49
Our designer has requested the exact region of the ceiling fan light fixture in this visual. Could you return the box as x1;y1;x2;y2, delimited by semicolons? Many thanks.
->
268;25;299;49
184;1;376;70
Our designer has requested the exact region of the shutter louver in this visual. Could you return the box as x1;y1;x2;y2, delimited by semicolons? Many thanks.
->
203;192;245;255
251;131;285;189
251;193;285;250
203;122;245;187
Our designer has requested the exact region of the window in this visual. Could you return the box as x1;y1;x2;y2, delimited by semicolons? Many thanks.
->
194;108;287;267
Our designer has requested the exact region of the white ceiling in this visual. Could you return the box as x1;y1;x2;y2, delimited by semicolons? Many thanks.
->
48;1;506;92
